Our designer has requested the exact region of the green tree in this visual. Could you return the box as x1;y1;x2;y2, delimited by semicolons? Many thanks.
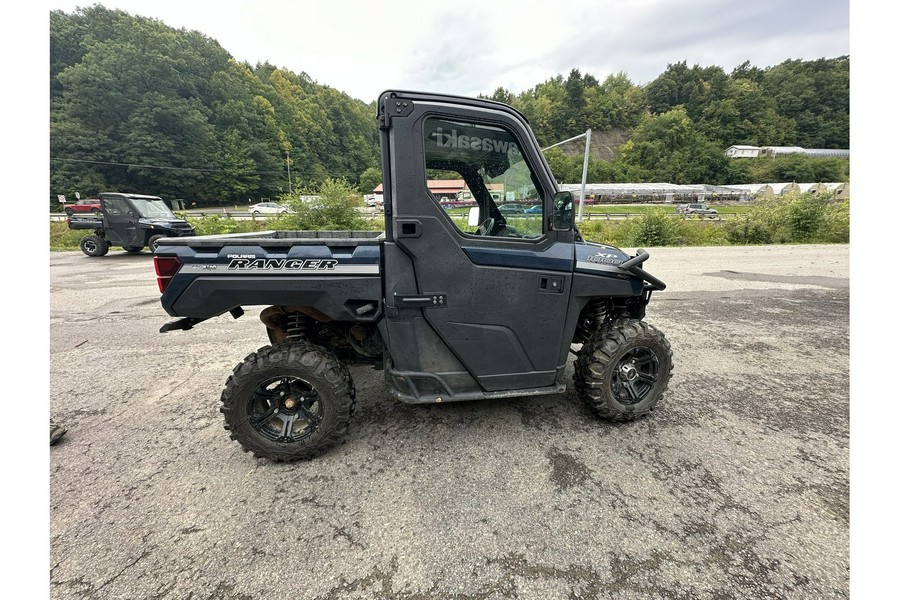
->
620;108;736;184
50;6;379;205
359;167;382;195
210;129;260;201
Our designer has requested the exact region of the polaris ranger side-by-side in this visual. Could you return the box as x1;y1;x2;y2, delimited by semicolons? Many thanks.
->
68;192;196;256
154;91;673;461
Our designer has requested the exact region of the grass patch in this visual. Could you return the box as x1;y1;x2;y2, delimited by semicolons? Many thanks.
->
50;221;92;251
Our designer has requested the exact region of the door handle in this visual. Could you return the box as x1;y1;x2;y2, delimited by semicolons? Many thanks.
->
394;293;447;307
539;276;564;293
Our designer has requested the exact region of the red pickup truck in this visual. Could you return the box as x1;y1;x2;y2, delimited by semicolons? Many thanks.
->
62;199;102;216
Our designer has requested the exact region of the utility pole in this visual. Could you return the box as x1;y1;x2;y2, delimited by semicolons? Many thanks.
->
286;149;292;194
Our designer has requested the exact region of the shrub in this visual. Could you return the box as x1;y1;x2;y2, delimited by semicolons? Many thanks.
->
723;215;775;245
819;198;850;243
677;221;730;246
185;215;263;236
50;221;89;250
577;220;630;246
277;178;370;231
623;208;682;247
785;193;828;242
720;192;849;245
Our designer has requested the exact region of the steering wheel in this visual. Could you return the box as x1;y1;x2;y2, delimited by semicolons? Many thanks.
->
477;218;495;236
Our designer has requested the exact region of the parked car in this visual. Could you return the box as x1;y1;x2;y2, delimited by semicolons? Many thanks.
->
525;205;543;214
62;199;102;216
498;203;525;215
676;203;718;218
248;202;292;215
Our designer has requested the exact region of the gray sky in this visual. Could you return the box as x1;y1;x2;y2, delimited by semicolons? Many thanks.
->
47;0;849;102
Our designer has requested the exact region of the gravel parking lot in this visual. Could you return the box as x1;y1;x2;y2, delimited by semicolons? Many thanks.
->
48;244;849;599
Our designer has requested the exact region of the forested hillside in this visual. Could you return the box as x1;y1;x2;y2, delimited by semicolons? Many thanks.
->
50;5;849;203
486;59;849;186
50;5;378;204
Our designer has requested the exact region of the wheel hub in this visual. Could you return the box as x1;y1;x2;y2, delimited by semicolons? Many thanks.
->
612;347;660;405
619;362;639;382
247;377;322;444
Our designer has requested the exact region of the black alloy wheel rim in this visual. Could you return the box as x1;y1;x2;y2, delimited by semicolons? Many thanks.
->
247;376;323;443
84;239;98;253
612;347;660;405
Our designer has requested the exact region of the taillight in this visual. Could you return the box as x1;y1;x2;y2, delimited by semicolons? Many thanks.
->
154;256;181;293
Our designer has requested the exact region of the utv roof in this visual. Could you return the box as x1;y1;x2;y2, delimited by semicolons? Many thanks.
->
376;89;531;125
99;192;163;200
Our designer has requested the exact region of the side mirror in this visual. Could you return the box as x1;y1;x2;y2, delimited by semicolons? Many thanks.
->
551;191;574;231
467;207;481;227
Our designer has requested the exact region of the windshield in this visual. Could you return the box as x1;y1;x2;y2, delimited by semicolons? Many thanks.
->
130;198;177;219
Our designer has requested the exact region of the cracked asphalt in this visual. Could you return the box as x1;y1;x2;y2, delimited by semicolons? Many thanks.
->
49;244;849;599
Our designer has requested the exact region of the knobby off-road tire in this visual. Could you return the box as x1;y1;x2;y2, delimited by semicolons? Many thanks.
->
80;235;109;257
148;234;165;252
220;342;356;461
574;319;673;421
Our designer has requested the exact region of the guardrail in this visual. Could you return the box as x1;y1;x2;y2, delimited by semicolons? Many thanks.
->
51;210;741;223
578;212;734;221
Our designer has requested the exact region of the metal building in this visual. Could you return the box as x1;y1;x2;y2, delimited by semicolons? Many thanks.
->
725;145;761;158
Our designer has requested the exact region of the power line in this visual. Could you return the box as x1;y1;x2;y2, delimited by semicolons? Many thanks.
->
49;156;368;178
49;157;281;175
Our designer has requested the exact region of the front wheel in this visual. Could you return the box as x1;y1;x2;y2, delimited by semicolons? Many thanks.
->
220;342;356;461
64;208;74;216
79;235;109;257
148;234;165;252
574;319;672;421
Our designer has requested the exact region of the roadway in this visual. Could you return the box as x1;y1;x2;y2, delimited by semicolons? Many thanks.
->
49;244;849;599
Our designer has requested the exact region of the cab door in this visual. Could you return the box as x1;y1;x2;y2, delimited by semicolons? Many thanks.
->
381;93;574;393
101;196;143;247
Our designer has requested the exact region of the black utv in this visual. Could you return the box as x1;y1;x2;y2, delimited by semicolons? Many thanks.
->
68;192;195;256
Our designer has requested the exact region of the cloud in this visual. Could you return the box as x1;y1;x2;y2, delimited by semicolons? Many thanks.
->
401;11;501;96
47;0;849;99
540;0;849;85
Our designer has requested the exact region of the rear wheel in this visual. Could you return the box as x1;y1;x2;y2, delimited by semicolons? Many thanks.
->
79;235;109;257
574;319;672;421
91;208;101;215
220;342;356;461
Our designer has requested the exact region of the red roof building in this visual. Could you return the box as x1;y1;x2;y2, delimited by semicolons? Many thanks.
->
371;179;504;203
